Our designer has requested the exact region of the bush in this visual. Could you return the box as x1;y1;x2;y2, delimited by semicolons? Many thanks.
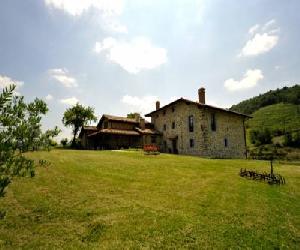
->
60;138;68;147
284;131;300;147
250;129;272;146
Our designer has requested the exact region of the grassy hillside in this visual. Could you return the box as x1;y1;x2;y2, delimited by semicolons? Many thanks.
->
230;84;300;115
246;103;300;133
0;150;299;249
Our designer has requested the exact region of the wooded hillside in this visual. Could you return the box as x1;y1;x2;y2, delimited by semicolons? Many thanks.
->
230;85;300;115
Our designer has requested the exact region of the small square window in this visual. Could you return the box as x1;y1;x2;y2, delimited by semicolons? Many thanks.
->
172;122;175;129
190;139;194;148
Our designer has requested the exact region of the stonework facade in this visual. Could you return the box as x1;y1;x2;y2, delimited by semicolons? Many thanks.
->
146;90;249;158
80;88;249;158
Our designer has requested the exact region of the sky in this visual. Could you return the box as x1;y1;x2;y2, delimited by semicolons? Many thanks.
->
0;0;299;140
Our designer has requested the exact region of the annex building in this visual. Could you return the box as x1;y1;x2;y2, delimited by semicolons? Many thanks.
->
79;114;161;150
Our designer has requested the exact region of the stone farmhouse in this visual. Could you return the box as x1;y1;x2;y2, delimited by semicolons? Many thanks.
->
79;87;250;158
145;88;250;158
79;114;161;150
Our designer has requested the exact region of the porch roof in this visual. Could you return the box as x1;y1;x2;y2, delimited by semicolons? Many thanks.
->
88;128;140;137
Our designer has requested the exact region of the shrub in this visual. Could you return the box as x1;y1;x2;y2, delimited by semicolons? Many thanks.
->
284;131;300;147
60;138;68;147
250;128;272;146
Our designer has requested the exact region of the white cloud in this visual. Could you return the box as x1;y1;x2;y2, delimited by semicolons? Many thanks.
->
60;96;79;105
121;95;158;114
224;69;264;91
45;94;53;101
94;37;167;74
0;74;24;90
262;19;276;30
240;20;279;57
49;68;78;88
45;0;123;16
240;33;278;57
102;19;128;33
45;0;126;34
248;24;260;34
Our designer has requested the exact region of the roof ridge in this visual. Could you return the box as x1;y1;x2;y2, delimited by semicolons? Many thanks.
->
145;98;251;118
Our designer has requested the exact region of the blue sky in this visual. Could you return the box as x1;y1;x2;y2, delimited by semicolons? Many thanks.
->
0;0;299;139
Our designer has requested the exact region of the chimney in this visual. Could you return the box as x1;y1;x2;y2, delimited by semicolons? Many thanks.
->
198;87;205;104
156;101;160;110
140;118;145;130
134;113;140;122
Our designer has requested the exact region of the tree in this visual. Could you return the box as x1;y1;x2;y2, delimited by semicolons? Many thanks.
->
284;131;300;147
62;103;97;147
127;112;140;119
60;138;68;147
0;85;60;197
249;145;286;175
250;128;272;146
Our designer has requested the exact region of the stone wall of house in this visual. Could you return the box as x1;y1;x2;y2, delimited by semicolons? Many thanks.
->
151;101;247;158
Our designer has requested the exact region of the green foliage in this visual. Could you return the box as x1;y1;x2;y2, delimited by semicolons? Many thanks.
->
230;84;300;115
60;138;68;147
249;145;287;160
127;112;140;118
62;103;97;147
0;85;60;197
284;131;300;147
38;159;51;168
249;145;287;176
249;128;272;146
246;103;300;136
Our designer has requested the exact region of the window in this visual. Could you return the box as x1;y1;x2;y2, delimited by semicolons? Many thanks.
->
190;139;194;148
211;113;216;131
224;138;228;147
104;121;108;129
151;136;156;143
172;107;175;112
156;114;159;118
188;115;194;132
172;121;175;129
163;124;167;131
163;110;166;116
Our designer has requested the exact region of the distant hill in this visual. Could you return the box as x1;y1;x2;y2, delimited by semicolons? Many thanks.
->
230;85;300;115
246;103;300;133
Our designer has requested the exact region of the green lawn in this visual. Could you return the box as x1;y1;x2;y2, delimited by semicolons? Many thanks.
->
0;150;299;249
